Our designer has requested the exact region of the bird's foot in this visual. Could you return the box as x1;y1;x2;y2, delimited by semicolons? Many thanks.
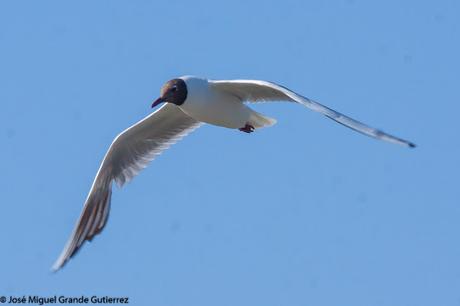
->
239;124;255;133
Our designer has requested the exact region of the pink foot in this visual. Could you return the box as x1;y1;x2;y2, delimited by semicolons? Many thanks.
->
239;124;255;133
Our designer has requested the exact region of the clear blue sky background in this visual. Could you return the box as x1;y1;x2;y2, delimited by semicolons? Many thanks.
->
1;1;459;305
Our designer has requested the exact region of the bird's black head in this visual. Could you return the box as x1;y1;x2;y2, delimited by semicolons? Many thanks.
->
152;78;187;108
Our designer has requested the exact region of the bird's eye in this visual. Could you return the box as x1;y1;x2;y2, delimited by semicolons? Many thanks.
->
171;86;178;92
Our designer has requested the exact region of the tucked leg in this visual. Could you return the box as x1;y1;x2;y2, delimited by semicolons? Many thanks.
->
239;123;255;133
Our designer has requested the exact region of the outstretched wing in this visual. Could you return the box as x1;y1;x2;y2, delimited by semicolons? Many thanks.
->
210;79;415;148
52;104;202;271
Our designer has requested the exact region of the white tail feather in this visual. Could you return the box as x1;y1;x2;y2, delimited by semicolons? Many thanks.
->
248;110;277;129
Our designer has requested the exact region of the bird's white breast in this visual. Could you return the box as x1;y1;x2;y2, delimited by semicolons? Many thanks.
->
178;76;251;129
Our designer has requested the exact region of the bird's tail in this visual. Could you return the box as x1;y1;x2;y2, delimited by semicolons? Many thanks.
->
248;109;277;129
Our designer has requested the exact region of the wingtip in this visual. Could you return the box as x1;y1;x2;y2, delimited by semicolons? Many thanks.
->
51;250;69;273
408;142;416;148
51;259;64;273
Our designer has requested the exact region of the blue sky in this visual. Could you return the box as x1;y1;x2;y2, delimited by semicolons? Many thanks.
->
1;0;459;305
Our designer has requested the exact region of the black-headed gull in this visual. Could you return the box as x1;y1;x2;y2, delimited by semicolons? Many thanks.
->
53;76;415;271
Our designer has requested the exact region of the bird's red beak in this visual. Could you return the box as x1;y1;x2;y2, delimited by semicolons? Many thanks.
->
152;97;164;108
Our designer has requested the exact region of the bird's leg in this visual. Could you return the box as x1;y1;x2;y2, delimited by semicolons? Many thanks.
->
239;123;255;133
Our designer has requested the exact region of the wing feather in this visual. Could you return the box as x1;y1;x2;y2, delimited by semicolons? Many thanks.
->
210;79;415;147
52;104;202;271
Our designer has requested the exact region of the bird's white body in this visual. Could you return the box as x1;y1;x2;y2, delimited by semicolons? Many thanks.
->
179;76;274;129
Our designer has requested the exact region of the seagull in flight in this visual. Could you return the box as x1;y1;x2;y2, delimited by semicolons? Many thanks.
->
52;76;415;271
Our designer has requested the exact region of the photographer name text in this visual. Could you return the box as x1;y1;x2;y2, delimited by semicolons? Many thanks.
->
0;296;129;305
